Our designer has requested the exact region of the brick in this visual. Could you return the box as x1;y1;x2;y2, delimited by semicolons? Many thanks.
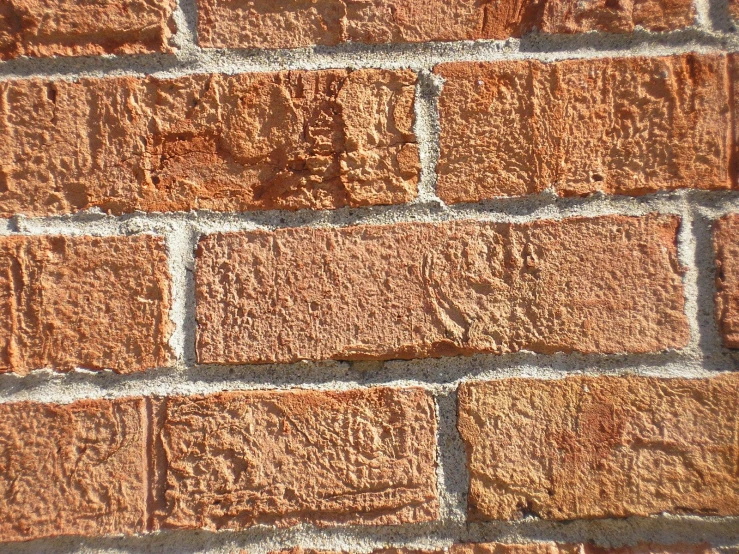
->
714;215;739;347
0;397;147;542
196;0;693;49
451;544;719;554
196;215;688;364
0;0;175;60
0;69;418;217
730;0;739;21
150;387;438;529
458;375;739;520
435;54;732;203
0;235;173;374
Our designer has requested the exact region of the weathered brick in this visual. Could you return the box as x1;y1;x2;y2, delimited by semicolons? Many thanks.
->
451;544;719;554
0;235;173;374
150;387;438;529
196;215;688;364
714;215;739;347
0;398;147;542
0;0;175;60
270;544;719;554
196;0;693;49
458;375;739;520
435;54;732;203
0;69;418;217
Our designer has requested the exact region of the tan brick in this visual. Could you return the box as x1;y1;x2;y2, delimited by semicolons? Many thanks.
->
150;387;438;529
0;0;175;60
196;0;693;49
458;375;739;520
0;235;173;374
714;215;739;348
196;215;688;364
0;69;418;217
435;54;732;203
0;397;147;542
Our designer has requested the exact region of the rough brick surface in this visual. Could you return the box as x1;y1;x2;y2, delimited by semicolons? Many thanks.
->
435;54;731;202
0;69;418;217
150;387;438;529
0;235;173;374
714;215;739;347
451;544;718;554
0;398;147;542
0;0;175;60
458;375;739;520
196;0;694;49
196;215;688;364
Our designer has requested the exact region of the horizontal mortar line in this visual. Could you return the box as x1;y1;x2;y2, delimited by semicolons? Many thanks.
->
1;515;738;554
0;351;735;404
0;28;737;81
4;190;739;237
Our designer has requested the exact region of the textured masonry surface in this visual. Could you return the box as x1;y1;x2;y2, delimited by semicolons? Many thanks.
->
1;0;739;551
0;69;418;217
0;387;437;542
195;215;688;364
0;234;173;374
195;0;695;49
435;54;733;202
458;375;739;521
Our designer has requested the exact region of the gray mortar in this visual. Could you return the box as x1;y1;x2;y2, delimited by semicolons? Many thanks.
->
1;0;739;550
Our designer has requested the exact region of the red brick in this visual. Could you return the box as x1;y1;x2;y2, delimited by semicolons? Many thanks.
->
0;0;175;60
196;0;693;49
196;215;688;364
0;69;418;217
435;54;732;203
150;387;438;529
714;215;739;347
0;235;173;374
0;397;147;542
458;375;739;520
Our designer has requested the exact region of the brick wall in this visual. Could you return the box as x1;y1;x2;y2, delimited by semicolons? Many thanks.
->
0;0;739;552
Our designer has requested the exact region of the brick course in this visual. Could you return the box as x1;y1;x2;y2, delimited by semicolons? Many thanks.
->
435;54;732;202
458;375;739;520
0;69;418;217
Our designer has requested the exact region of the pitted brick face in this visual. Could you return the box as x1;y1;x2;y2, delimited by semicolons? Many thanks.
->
714;215;739;348
0;398;147;543
435;54;732;202
150;387;439;530
196;0;693;49
458;375;739;520
0;235;173;374
0;69;418;217
195;215;688;364
0;0;175;59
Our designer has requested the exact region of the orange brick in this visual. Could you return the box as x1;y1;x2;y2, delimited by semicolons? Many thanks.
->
714;215;739;347
150;387;438;529
458;375;739;520
196;0;693;49
0;69;418;217
196;215;688;364
435;54;732;202
0;0;175;60
0;235;173;374
0;398;147;542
